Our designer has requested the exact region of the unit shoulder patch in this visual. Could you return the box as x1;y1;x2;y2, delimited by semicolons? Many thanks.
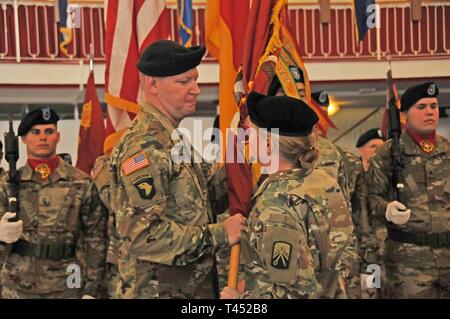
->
271;241;292;269
132;175;156;200
263;226;300;284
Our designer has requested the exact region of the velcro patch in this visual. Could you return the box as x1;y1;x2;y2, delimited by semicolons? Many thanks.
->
133;176;156;200
271;241;292;269
264;226;299;284
122;152;150;176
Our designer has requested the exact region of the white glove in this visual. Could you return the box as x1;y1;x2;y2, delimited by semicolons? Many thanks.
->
81;295;96;299
0;212;23;244
385;201;411;225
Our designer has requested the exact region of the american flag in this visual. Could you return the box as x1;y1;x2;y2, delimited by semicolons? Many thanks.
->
104;0;171;154
122;153;150;176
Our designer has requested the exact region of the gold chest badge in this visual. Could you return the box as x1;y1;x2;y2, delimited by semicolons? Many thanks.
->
35;163;51;180
419;140;434;154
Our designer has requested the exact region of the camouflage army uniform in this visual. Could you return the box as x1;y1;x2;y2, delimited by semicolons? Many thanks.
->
315;137;358;297
368;133;450;298
349;165;380;298
91;154;120;298
316;137;351;203
110;102;229;299
335;145;361;200
239;167;353;298
0;160;107;298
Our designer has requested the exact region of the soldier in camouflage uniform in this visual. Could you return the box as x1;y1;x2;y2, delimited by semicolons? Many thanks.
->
266;84;357;298
221;93;354;299
109;40;245;299
347;128;385;299
311;92;359;298
91;154;119;298
368;82;450;298
0;108;107;299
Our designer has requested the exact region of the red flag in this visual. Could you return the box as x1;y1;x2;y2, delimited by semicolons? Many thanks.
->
104;0;170;154
206;0;250;152
76;71;105;174
239;0;278;97
206;0;251;216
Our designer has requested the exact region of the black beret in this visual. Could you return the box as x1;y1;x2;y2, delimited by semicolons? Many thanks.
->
267;67;306;97
311;91;329;107
18;107;60;136
400;82;439;112
356;128;384;148
137;40;206;77
247;91;319;137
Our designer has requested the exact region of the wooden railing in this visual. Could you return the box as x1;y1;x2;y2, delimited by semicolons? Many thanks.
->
0;1;448;62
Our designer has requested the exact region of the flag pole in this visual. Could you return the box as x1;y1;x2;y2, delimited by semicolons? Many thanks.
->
228;244;241;289
89;43;94;72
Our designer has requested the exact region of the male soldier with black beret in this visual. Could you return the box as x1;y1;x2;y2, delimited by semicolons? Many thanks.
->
109;40;245;299
347;128;385;299
368;82;450;298
0;108;107;298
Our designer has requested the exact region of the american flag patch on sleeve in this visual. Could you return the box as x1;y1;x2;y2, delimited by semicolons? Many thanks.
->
122;152;150;176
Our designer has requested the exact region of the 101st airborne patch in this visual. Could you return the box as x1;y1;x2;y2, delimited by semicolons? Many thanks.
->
133;176;156;200
271;241;292;269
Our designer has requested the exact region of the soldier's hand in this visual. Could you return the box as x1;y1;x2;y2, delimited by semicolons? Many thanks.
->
223;213;246;245
220;286;240;299
0;212;23;244
385;201;411;225
81;295;96;299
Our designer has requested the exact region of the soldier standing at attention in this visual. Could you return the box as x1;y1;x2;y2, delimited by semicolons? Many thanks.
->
349;128;385;298
311;91;359;298
368;82;450;298
0;108;107;298
221;92;354;299
109;40;245;299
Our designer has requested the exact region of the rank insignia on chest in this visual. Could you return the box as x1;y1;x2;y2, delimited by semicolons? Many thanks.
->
35;163;51;180
271;241;292;269
420;140;434;154
133;177;156;200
